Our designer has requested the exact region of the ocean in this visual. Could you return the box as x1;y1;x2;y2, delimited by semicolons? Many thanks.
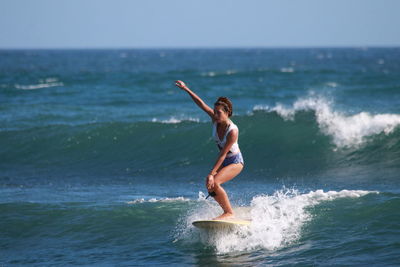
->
1;48;399;266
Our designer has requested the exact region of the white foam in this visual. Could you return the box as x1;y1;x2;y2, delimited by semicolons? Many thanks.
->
280;67;295;73
202;71;216;77
151;116;200;124
325;82;338;88
253;95;400;148
177;189;376;254
15;77;63;90
15;82;64;90
201;70;237;77
127;196;189;204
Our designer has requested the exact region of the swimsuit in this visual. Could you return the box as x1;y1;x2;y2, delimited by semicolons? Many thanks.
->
222;152;244;167
212;120;244;167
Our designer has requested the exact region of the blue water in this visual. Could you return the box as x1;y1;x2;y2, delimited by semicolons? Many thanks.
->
1;48;400;266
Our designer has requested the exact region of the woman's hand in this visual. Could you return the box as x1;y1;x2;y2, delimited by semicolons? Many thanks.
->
206;174;215;191
175;80;188;90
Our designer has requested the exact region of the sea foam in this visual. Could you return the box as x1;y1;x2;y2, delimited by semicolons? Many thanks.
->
151;116;200;124
127;196;190;204
178;189;376;254
254;96;400;148
15;78;64;90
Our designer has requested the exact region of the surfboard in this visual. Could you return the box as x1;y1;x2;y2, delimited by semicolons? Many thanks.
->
192;219;251;229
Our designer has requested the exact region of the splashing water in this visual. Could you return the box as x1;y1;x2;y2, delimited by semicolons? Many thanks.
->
176;188;377;254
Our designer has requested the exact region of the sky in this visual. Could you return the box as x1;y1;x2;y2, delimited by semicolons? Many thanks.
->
0;0;400;49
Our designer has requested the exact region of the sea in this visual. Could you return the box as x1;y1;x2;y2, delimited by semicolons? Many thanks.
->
1;48;399;266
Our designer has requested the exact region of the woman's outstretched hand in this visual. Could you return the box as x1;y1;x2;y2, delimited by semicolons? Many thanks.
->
175;80;188;90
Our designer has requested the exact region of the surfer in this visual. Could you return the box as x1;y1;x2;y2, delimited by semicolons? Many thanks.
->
175;80;244;220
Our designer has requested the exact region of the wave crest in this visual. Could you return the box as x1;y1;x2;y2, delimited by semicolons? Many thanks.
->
254;96;400;148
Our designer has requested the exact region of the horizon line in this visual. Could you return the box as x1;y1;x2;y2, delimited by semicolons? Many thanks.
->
1;45;400;50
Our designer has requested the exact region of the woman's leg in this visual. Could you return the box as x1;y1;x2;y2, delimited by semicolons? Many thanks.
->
210;163;243;219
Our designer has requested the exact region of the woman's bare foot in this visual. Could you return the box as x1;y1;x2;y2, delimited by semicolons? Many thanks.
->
213;212;234;220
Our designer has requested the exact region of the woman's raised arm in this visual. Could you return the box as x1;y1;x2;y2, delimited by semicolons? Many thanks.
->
175;80;214;119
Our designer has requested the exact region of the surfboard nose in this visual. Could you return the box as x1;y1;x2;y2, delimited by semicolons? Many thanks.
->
192;219;251;229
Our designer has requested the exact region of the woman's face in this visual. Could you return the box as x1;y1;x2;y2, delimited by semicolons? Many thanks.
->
214;105;229;123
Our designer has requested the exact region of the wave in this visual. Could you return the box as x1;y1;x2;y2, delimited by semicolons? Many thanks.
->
176;189;378;253
1;99;400;181
253;95;400;148
2;189;397;265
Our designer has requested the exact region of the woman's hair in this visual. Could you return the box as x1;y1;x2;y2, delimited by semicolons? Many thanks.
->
214;97;233;117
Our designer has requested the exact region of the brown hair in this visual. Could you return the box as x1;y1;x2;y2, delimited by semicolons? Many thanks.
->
214;97;233;117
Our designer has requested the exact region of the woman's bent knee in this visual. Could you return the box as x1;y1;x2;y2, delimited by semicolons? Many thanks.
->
206;183;221;193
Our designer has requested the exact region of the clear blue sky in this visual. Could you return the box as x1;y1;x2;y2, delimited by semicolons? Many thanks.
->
1;0;400;49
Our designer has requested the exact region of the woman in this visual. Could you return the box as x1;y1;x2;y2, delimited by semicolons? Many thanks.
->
175;80;244;220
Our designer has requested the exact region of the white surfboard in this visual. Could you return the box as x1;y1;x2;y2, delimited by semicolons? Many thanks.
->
192;218;251;229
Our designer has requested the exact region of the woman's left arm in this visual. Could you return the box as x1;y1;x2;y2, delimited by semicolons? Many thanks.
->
206;129;238;190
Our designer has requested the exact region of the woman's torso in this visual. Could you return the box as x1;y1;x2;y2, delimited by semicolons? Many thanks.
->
212;120;240;157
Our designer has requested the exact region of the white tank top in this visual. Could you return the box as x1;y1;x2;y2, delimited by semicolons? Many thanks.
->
212;120;240;157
